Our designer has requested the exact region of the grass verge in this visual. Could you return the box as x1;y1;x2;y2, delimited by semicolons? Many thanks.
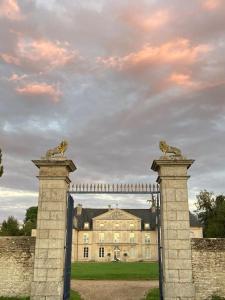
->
71;262;158;280
143;288;159;300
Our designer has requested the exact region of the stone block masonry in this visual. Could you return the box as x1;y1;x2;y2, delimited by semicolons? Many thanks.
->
152;158;195;300
191;238;225;300
31;159;76;300
0;237;35;297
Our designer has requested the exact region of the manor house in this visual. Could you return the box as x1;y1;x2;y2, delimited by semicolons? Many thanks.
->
71;205;202;262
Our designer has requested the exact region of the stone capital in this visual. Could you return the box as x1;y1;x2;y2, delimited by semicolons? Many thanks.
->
151;158;194;184
32;158;76;173
151;158;194;171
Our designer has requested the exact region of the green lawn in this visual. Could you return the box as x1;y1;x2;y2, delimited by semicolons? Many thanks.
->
143;288;159;300
71;262;159;280
70;290;82;300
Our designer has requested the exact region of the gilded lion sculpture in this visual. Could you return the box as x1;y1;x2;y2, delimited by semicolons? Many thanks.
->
45;140;68;159
159;140;182;157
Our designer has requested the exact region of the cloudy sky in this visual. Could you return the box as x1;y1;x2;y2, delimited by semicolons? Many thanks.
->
0;0;225;222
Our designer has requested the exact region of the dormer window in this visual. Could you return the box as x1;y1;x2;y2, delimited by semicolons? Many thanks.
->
144;223;150;230
84;222;90;230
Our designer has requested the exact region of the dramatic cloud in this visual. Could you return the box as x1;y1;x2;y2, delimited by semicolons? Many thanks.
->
17;39;77;70
97;39;211;70
0;0;22;20
168;73;198;88
202;0;222;11
16;82;61;102
0;0;225;222
122;9;171;31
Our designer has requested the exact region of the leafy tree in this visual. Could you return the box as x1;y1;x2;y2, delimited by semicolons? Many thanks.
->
23;206;38;236
195;190;225;238
0;216;22;236
0;148;3;177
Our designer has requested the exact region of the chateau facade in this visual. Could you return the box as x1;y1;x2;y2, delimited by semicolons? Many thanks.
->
72;205;202;262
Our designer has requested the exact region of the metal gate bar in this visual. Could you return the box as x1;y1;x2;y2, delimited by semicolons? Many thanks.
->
63;194;74;300
64;182;163;300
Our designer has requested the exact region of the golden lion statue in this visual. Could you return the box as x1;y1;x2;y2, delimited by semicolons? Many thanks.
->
45;140;68;159
159;140;182;157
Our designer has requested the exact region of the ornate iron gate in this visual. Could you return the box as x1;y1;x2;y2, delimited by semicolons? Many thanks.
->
63;193;74;300
64;183;163;300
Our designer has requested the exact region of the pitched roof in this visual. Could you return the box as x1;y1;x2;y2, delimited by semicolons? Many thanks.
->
74;207;201;230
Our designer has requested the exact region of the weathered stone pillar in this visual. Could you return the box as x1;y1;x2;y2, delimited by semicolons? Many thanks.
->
151;158;195;300
31;158;76;300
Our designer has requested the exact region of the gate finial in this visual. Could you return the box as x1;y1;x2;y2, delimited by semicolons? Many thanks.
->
159;140;182;158
44;140;68;159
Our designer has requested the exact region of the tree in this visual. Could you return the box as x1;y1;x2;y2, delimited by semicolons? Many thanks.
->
0;148;3;177
0;216;21;236
195;190;225;238
23;206;38;236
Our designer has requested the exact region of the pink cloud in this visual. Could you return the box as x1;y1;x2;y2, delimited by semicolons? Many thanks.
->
16;82;61;102
0;53;20;65
9;73;27;81
97;39;211;70
0;0;22;20
202;0;222;10
168;72;199;88
122;9;171;31
17;39;77;69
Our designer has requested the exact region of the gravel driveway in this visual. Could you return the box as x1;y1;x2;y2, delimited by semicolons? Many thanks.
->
71;280;159;300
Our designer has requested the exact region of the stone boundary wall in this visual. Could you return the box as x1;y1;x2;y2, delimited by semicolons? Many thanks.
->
191;238;225;300
0;236;35;297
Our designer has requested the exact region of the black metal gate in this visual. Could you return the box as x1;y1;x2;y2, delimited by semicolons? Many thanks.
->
63;183;163;300
63;193;74;300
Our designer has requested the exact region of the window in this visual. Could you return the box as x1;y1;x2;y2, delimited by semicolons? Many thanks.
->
100;223;104;228
84;222;89;229
83;233;89;244
145;247;150;258
83;247;89;258
114;232;120;243
130;232;135;243
99;232;104;243
130;223;134;230
99;247;104;257
144;223;150;230
145;233;150;244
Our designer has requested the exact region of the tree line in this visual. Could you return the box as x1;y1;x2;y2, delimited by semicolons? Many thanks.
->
0;190;225;237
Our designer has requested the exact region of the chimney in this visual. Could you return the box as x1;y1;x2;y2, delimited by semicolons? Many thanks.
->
77;204;82;215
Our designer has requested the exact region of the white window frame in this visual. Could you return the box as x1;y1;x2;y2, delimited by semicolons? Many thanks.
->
99;247;104;257
83;247;89;258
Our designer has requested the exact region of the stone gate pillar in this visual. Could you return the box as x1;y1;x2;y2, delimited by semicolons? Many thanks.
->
151;157;195;300
31;158;76;300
